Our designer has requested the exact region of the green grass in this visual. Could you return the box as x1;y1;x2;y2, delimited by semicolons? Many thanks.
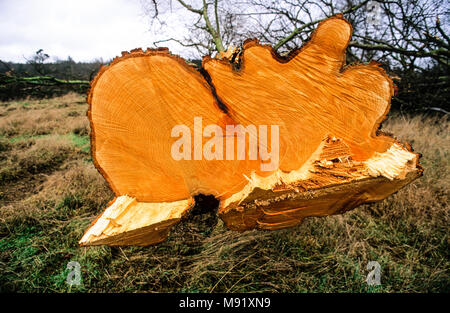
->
0;94;448;292
67;133;90;154
1;133;89;153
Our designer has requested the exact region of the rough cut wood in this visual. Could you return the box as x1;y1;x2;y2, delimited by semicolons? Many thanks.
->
80;15;422;247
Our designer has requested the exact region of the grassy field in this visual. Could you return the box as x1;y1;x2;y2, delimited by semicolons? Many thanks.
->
0;93;448;292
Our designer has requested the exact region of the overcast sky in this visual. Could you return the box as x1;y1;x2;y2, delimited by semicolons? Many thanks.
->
0;0;190;63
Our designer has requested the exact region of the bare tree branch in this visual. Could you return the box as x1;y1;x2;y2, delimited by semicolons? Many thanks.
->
273;0;370;51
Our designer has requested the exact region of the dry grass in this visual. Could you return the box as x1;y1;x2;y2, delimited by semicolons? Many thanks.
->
0;94;89;138
0;93;448;292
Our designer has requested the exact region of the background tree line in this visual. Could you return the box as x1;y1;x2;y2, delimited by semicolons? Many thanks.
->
1;0;448;113
0;50;104;101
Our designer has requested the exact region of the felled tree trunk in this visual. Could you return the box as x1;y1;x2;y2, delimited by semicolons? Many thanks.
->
80;15;422;246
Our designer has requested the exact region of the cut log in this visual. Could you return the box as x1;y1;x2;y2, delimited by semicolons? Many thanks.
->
80;15;422;247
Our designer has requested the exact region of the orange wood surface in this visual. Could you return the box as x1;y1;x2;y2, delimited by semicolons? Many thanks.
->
82;15;422;246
